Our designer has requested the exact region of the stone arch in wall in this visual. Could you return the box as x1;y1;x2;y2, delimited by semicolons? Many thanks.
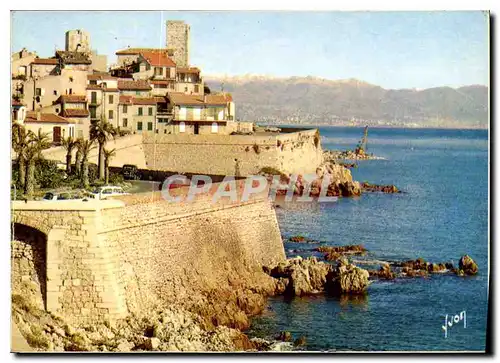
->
11;223;47;310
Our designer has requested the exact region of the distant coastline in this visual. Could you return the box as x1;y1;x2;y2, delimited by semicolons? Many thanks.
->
256;122;489;131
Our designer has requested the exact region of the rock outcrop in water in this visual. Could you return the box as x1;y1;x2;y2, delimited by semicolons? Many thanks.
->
316;245;367;261
265;256;370;296
458;255;479;276
328;258;371;294
361;182;400;194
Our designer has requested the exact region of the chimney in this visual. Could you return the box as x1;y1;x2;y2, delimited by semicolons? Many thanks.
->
36;111;41;121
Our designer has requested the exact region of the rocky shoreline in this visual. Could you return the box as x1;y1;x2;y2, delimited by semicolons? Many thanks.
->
12;244;479;352
323;149;386;161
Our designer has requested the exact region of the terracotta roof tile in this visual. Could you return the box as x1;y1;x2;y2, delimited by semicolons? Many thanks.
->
119;95;134;105
31;58;59;65
62;109;89;117
167;93;232;106
88;73;117;80
25;112;75;124
56;95;87;103
140;52;176;67
131;97;158;105
118;80;152;91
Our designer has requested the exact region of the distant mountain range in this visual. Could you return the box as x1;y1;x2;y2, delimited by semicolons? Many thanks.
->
205;75;488;129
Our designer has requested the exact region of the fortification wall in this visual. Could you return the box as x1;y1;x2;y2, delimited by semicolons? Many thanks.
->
98;193;284;314
11;186;285;324
142;129;323;176
41;134;147;169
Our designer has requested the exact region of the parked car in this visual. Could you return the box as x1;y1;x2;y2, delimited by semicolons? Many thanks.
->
42;191;87;201
122;164;141;180
88;185;129;200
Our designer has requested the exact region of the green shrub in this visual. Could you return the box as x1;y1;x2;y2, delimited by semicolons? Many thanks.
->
35;159;65;189
109;173;124;185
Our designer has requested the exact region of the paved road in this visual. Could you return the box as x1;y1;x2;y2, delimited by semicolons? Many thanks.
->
11;320;33;352
127;180;161;194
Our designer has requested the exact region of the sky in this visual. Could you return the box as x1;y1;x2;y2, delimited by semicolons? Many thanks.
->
10;11;489;89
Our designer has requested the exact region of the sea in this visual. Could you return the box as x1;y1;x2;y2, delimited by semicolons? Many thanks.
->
248;126;489;352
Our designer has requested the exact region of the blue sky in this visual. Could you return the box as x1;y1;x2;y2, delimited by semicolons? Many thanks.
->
11;11;489;89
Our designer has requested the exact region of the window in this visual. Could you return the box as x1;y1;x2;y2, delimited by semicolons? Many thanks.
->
55;108;60;113
90;107;96;119
69;88;73;94
138;107;143;116
137;122;143;131
53;90;58;95
184;87;188;92
69;77;74;82
89;80;97;85
109;95;114;104
136;91;141;96
123;118;128;127
194;85;199;93
147;122;153;131
91;92;97;104
211;122;219;133
108;110;114;119
179;122;186;133
35;88;42;96
165;68;171;78
154;67;163;76
123;105;128;114
148;107;153;116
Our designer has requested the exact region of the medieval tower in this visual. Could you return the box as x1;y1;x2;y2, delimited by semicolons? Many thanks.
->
166;20;190;67
65;29;91;53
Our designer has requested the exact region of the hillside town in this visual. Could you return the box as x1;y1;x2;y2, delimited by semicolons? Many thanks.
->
11;21;240;143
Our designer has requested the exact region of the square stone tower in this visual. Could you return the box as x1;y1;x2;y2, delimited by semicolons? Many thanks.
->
65;29;91;53
166;20;190;67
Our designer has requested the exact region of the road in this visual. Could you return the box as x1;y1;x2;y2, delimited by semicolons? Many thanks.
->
127;180;162;194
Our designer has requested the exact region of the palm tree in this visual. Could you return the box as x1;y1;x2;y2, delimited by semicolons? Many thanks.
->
61;136;77;175
78;139;96;189
12;123;30;189
74;137;83;177
103;148;116;185
90;117;117;181
24;129;51;197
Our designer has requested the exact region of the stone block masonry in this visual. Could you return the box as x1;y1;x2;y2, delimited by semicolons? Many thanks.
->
11;189;285;324
143;128;324;176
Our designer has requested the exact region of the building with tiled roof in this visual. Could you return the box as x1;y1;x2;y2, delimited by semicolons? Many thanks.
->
22;111;77;144
56;94;87;103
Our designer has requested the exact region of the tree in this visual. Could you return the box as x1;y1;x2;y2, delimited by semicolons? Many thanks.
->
23;129;51;197
61;136;77;175
78;139;96;189
11;123;30;189
103;148;116;185
90;117;117;181
74;137;84;177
